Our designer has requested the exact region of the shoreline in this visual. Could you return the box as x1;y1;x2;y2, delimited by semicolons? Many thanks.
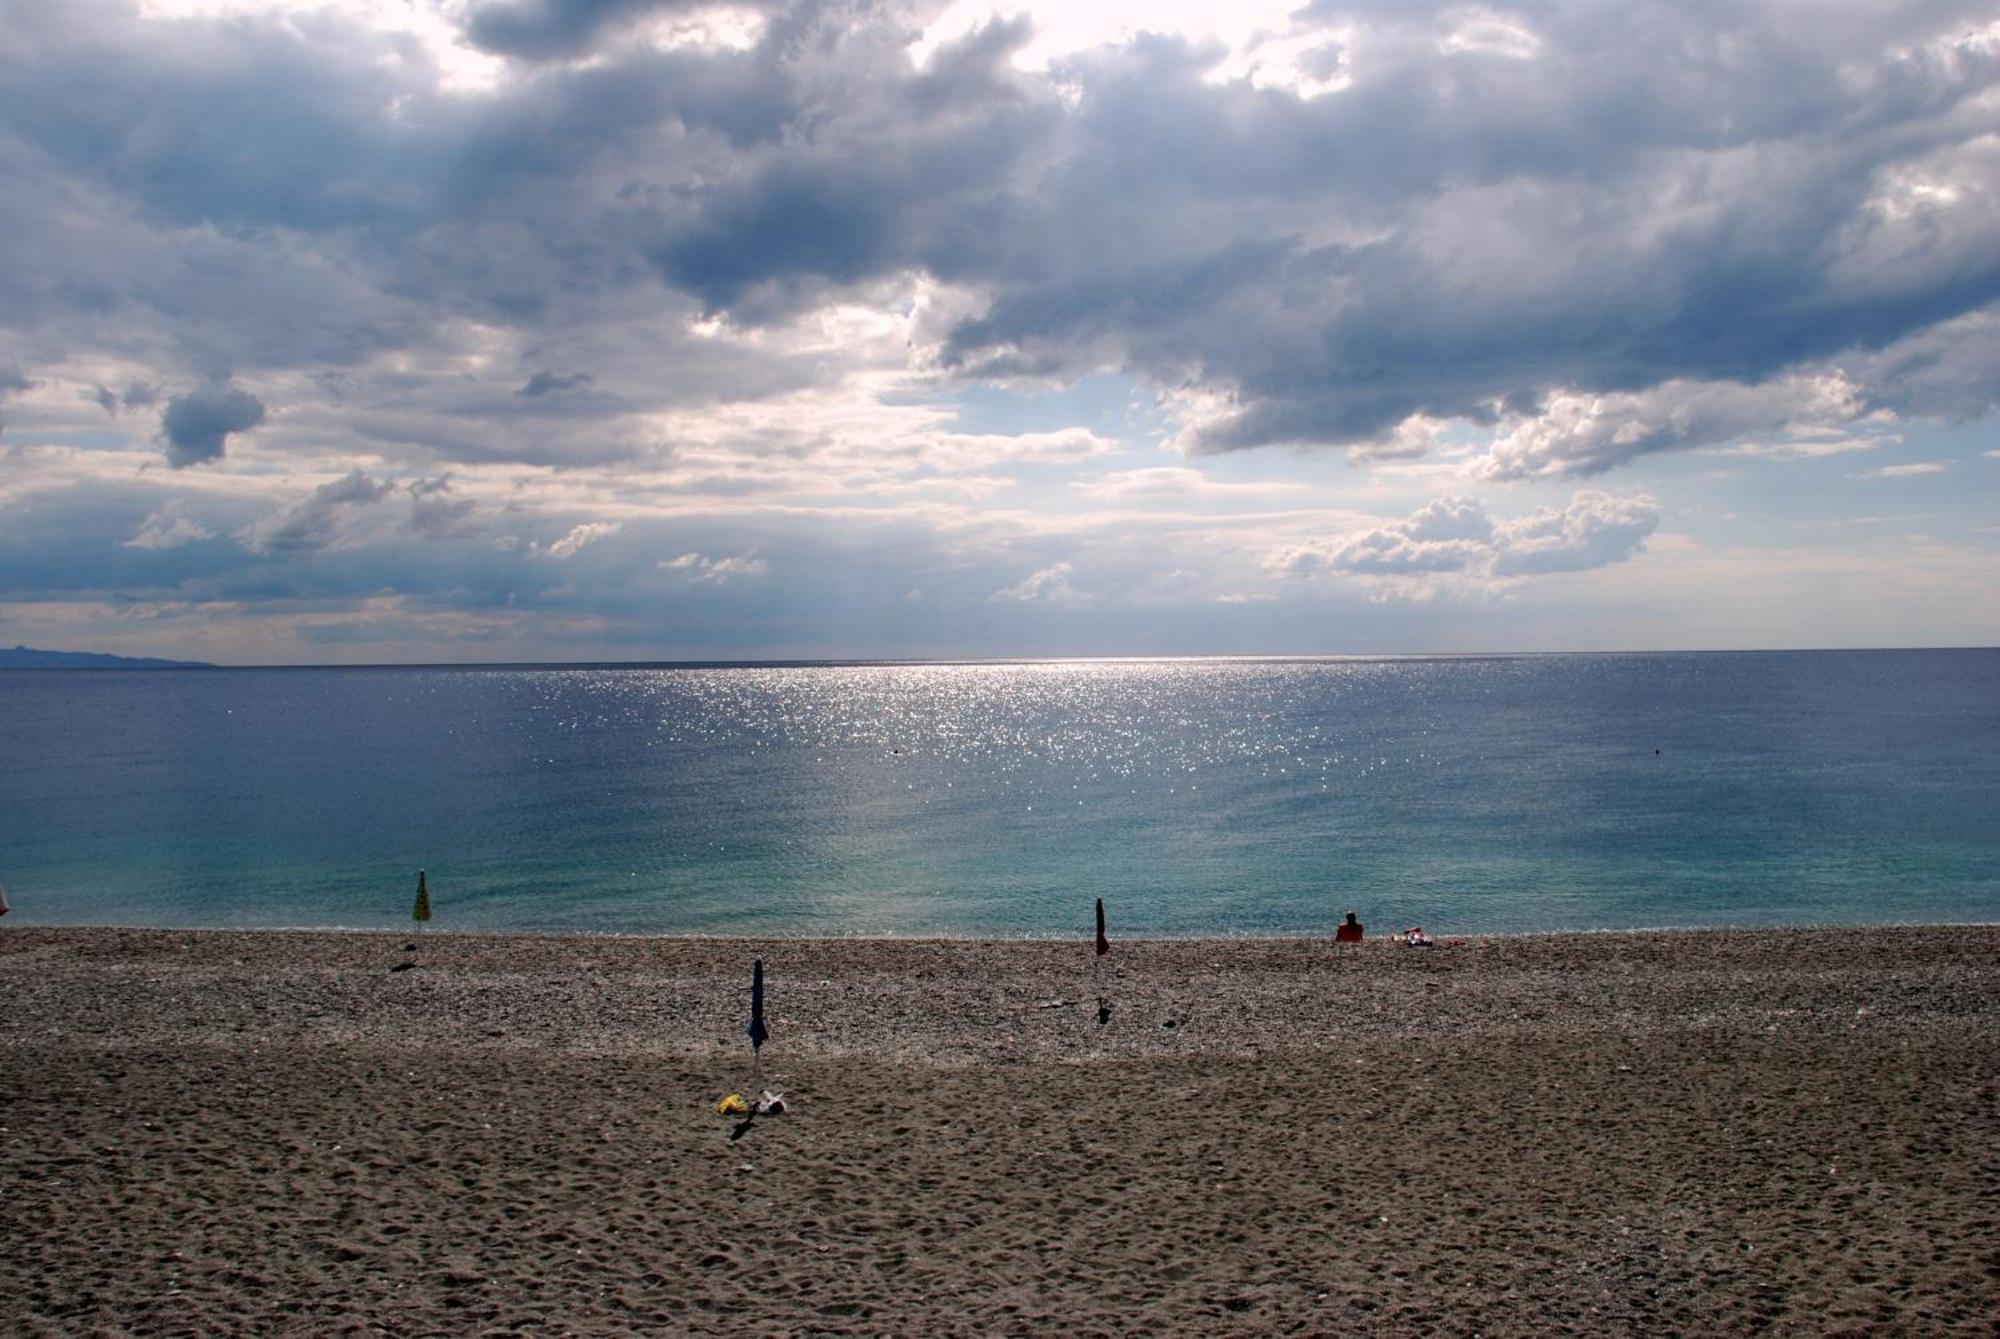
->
4;915;1995;941
5;922;1997;1062
4;924;1996;1333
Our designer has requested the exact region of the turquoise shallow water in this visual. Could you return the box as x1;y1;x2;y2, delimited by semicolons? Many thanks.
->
0;651;1995;936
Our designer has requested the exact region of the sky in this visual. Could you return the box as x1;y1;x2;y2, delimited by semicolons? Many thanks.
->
1;0;1997;664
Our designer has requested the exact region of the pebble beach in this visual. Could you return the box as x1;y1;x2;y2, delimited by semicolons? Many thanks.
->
2;924;1996;1334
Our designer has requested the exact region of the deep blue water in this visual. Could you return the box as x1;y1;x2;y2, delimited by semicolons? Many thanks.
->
0;652;1995;936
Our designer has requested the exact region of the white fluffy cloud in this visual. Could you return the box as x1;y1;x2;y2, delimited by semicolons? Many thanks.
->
1490;492;1663;576
1270;491;1661;588
991;561;1090;607
1475;377;1872;481
661;551;768;582
545;522;623;559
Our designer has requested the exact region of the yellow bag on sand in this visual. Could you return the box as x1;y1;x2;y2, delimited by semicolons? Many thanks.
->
717;1093;749;1116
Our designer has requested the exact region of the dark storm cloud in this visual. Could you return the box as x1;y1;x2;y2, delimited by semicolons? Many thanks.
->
642;17;1055;314
517;371;595;398
1;0;1997;490
242;469;391;553
88;380;161;416
536;0;1997;467
918;4;2000;460
160;386;267;468
405;474;478;539
0;3;438;238
465;0;767;61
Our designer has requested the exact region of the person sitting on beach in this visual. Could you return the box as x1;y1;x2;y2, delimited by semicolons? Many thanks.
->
1335;912;1364;943
1404;926;1432;947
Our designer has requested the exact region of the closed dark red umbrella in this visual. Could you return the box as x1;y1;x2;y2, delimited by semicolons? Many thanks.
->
1095;898;1109;956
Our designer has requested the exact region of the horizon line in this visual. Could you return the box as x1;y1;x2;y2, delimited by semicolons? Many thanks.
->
9;644;1998;672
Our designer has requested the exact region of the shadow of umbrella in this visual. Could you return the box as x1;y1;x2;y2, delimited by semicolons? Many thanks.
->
733;959;771;1141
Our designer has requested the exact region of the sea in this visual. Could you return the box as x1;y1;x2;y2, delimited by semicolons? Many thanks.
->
0;650;1995;937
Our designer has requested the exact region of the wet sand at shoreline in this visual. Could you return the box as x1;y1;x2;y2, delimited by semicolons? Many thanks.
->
3;925;1996;1334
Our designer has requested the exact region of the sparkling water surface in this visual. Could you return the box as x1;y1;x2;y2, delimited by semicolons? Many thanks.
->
1;651;1995;936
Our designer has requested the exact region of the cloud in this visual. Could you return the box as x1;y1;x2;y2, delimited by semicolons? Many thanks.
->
941;11;2000;463
1270;491;1660;585
1856;461;1952;478
545;521;622;559
517;371;595;398
660;550;769;582
240;470;391;553
0;368;28;435
991;561;1090;607
906;429;1120;474
1069;467;1310;501
405;474;478;539
1490;491;1663;577
160;386;267;468
1270;496;1491;577
124;501;216;551
1716;436;1883;460
463;0;753;60
83;382;165;417
7;0;1996;485
1475;376;1869;480
0;0;1995;662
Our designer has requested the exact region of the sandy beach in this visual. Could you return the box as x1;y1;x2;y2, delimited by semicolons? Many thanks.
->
2;924;1995;1335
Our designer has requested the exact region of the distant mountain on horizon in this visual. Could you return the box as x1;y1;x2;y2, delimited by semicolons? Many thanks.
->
0;644;215;670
